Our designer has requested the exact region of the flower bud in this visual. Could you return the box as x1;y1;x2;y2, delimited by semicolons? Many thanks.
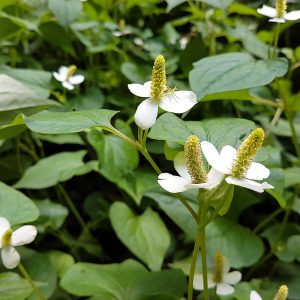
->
276;0;287;18
184;135;207;184
150;55;167;101
273;285;288;300
213;251;224;283
1;229;12;247
231;128;264;179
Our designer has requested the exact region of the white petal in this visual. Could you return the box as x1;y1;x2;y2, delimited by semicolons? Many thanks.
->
69;74;84;85
0;217;10;237
62;81;75;90
261;182;274;190
257;5;277;18
158;173;191;193
128;81;151;97
269;17;286;23
159;91;197;113
246;162;270;180
188;180;221;190
11;226;37;246
134;98;158;130
216;282;235;295
1;246;20;269
193;273;215;290
53;72;65;82
58;66;68;77
201;141;229;174
250;291;262;300
220;145;236;170
174;152;190;179
223;271;242;285
225;177;266;193
285;10;300;20
207;168;224;187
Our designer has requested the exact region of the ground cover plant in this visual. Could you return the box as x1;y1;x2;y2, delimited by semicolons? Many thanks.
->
0;0;300;299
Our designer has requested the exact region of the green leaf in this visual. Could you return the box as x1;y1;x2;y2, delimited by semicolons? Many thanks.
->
200;0;233;9
287;235;300;262
0;272;32;300
48;0;82;27
47;250;75;278
0;65;52;98
0;181;39;225
109;202;170;270
147;192;197;239
61;259;185;299
14;151;96;189
0;17;22;39
110;169;158;205
121;62;151;83
34;199;68;232
189;53;288;99
70;87;105;111
0;75;56;124
88;121;139;180
149;113;255;149
24;109;118;134
261;223;299;262
267;168;285;207
284;167;300;188
0;114;26;139
206;217;264;268
23;252;57;299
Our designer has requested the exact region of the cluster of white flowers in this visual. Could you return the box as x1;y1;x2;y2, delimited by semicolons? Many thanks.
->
0;217;37;269
193;254;242;296
53;65;84;90
128;81;197;130
158;137;273;194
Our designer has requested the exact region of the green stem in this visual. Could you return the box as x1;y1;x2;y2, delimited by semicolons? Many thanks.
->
272;23;280;58
140;147;162;174
285;112;300;160
188;203;209;300
57;183;89;233
252;97;282;108
18;262;46;300
104;127;140;149
19;142;39;162
187;223;202;300
138;127;143;145
176;194;199;223
252;208;282;234
199;206;209;300
105;126;198;222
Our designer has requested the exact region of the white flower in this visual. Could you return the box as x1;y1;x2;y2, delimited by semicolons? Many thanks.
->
257;5;300;23
53;65;84;90
193;256;242;296
0;217;37;269
128;81;197;130
158;152;223;193
200;141;274;193
250;291;262;300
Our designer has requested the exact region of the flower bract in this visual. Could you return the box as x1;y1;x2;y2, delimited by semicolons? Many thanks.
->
200;141;274;193
0;217;37;269
53;65;84;90
257;5;300;23
158;151;223;193
250;291;262;300
128;81;197;130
